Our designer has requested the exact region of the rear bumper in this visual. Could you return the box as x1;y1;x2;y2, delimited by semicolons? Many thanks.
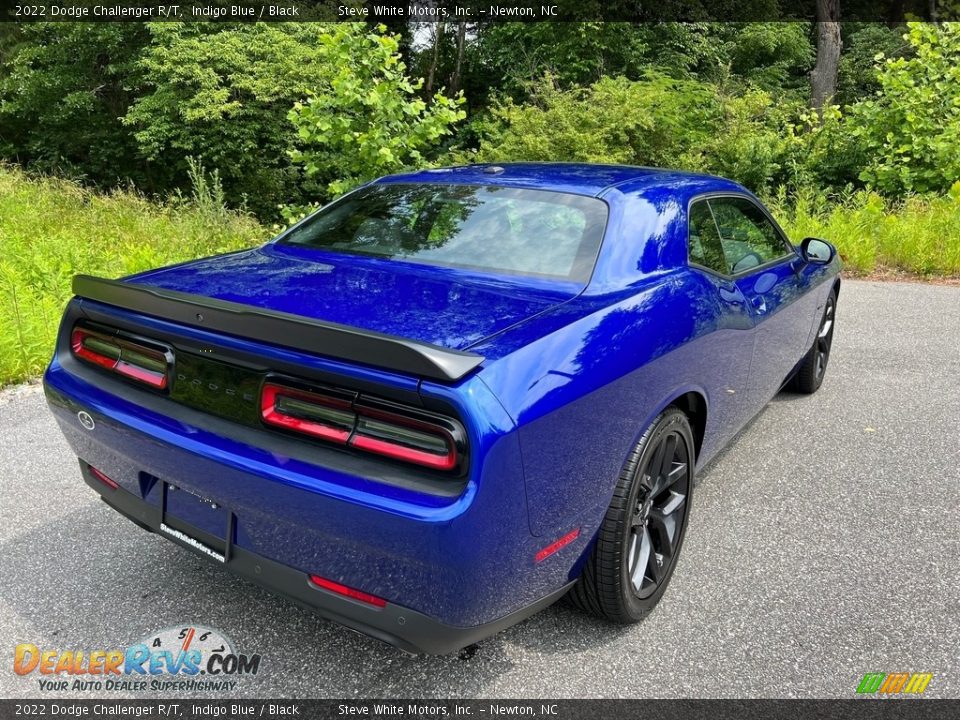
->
83;462;572;655
43;357;588;653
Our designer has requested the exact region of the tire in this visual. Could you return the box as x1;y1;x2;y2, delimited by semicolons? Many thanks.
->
568;407;694;623
793;288;837;394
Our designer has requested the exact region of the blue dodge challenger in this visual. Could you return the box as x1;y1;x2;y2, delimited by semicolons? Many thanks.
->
44;163;840;654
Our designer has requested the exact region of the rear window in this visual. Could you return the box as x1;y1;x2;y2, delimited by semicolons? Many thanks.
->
280;183;608;283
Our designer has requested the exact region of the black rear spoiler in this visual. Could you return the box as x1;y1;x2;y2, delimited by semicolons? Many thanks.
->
72;275;484;383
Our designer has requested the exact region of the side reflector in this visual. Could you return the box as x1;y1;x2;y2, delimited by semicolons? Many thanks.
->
88;465;119;490
535;528;581;563
308;575;387;608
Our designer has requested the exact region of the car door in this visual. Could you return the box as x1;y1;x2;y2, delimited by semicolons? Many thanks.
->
686;199;758;445
704;195;814;409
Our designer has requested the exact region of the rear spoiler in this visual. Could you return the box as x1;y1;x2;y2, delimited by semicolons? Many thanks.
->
72;275;484;383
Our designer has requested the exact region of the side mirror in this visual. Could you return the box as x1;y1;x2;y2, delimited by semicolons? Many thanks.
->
800;237;835;265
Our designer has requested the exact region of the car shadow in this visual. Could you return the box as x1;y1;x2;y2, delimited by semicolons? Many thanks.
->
769;389;813;404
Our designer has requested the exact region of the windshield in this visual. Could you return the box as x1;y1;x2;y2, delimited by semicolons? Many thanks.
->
280;183;608;283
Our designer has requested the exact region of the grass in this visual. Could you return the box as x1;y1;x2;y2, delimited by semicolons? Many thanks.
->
773;188;960;277
0;165;266;386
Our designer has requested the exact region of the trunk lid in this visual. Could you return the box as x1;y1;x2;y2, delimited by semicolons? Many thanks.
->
126;244;578;351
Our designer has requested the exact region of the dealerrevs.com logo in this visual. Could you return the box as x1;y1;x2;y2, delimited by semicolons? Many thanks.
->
13;625;261;692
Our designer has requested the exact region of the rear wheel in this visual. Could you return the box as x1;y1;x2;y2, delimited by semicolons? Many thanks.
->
793;289;837;394
569;408;694;622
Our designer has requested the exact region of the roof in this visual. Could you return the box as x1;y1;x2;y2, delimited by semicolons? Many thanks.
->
375;162;729;198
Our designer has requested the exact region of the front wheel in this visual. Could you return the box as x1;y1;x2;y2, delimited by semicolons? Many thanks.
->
793;288;837;394
568;408;694;623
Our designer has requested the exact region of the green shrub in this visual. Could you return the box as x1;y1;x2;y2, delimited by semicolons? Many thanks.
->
0;25;150;187
463;73;802;196
286;23;465;217
463;73;720;168
726;22;814;92
124;22;348;219
836;23;911;105
847;23;960;195
0;166;265;385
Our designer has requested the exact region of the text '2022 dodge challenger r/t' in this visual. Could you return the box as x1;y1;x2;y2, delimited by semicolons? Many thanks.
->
44;163;840;654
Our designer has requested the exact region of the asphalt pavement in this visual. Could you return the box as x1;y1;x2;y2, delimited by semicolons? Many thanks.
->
1;279;958;699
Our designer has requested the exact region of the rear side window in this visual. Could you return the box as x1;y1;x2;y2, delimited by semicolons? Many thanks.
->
282;183;608;283
688;201;727;274
688;196;791;276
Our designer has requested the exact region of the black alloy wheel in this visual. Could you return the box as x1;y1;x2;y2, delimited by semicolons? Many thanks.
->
569;407;694;622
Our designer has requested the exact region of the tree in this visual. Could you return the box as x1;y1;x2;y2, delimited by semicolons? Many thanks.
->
0;25;150;187
836;23;911;105
425;21;446;97
810;0;842;112
450;22;468;95
465;73;720;169
286;24;465;209
123;23;342;217
465;23;650;102
726;23;814;93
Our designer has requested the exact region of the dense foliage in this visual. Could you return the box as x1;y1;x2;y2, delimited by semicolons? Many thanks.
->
461;73;800;195
0;25;150;187
0;20;958;286
4;20;955;217
124;23;335;217
286;24;465;219
846;23;960;194
0;22;463;218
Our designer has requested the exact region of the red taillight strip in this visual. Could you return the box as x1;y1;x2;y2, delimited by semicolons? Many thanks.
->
308;575;387;608
350;428;457;471
72;333;119;370
261;383;353;444
114;360;165;388
71;327;169;390
349;406;458;470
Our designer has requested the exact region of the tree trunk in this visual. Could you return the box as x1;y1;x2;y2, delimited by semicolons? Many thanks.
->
425;22;445;96
810;0;842;114
450;23;467;95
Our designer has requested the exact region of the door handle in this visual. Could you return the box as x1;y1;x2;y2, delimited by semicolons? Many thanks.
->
752;296;767;314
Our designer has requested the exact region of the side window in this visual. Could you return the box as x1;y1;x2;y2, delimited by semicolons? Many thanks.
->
707;197;791;275
687;200;727;274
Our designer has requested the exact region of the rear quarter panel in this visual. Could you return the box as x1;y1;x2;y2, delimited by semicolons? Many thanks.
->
475;270;747;540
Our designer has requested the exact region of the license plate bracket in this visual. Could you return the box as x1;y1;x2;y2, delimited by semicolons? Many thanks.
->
160;482;233;563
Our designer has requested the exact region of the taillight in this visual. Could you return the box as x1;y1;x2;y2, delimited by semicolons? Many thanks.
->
261;383;354;444
71;326;171;390
261;381;464;472
350;405;458;471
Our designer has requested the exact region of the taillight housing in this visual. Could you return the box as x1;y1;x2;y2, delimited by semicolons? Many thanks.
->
261;380;466;473
71;325;172;391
